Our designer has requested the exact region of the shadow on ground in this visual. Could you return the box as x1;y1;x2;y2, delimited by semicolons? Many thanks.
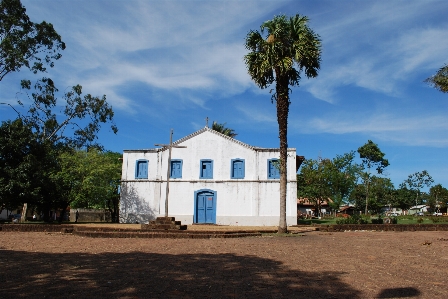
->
0;249;363;298
377;287;421;298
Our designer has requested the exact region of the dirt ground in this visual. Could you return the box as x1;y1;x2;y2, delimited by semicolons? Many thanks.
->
1;230;447;299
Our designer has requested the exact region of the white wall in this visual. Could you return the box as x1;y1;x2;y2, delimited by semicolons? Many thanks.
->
120;128;298;226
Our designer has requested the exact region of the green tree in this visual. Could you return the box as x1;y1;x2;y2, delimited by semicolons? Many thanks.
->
392;184;416;211
297;158;332;217
0;118;58;217
357;140;389;214
52;149;121;222
0;0;65;81
244;14;321;233
19;77;117;148
0;79;117;221
297;152;360;216
368;176;395;214
326;152;361;211
425;64;448;93
402;170;434;207
428;184;448;213
211;121;237;138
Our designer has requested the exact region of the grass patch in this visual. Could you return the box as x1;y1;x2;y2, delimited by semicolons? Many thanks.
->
298;215;448;226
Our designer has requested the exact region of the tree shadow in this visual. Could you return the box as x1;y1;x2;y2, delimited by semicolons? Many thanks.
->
377;287;421;298
119;182;156;223
1;248;362;298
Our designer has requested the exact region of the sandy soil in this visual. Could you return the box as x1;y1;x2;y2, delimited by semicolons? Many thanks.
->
1;230;447;298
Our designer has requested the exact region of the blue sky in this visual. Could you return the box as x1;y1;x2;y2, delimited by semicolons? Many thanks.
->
1;0;447;190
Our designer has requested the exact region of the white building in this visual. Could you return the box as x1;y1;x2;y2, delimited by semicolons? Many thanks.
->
120;127;300;226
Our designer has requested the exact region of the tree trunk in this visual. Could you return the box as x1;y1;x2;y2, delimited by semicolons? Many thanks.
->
276;74;290;234
58;202;69;223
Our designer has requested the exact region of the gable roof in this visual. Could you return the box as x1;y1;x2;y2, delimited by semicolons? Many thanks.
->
170;127;255;150
124;126;297;153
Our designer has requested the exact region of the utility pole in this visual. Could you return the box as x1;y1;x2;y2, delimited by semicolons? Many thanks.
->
154;129;187;217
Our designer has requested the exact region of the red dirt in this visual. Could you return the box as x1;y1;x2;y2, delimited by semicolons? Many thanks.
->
1;230;447;298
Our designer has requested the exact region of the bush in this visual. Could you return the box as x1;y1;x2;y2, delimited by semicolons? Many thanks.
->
371;217;384;224
417;217;424;223
336;214;368;225
430;217;442;223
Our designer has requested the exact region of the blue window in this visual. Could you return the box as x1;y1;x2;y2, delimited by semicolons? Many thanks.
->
231;159;245;179
200;159;213;179
135;160;148;179
268;158;280;179
170;159;183;178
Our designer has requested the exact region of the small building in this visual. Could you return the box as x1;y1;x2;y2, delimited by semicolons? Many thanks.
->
120;126;302;226
408;205;428;215
297;198;332;217
338;206;357;216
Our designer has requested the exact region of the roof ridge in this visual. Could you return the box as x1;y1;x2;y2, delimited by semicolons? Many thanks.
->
159;127;255;150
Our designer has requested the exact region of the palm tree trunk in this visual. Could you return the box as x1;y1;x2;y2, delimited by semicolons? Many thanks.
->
276;74;289;233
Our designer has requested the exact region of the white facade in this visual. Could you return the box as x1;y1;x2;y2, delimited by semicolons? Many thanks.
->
120;127;299;226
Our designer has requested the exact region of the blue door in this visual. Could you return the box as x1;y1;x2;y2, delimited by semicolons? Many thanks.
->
195;190;216;223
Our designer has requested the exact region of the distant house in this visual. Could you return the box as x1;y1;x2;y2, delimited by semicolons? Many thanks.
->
120;126;304;226
338;206;357;216
408;205;428;215
297;198;332;217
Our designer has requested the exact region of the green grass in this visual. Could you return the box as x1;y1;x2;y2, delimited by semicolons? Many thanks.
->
297;216;448;225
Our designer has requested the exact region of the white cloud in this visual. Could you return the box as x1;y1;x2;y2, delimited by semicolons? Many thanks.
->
304;1;448;102
292;112;448;147
236;105;276;123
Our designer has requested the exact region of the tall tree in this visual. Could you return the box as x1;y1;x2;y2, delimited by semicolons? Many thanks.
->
429;184;448;213
326;152;361;211
297;158;332;217
392;184;416;211
357;140;389;214
211;121;237;138
244;14;321;233
297;152;360;215
425;64;448;93
0;0;65;81
52;149;122;222
402;170;434;207
0;78;117;221
19;77;117;148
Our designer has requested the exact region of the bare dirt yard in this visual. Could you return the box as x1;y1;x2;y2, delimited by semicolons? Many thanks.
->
1;230;447;299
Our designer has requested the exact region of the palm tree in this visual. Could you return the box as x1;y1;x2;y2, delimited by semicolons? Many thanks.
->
425;64;448;93
211;121;237;138
244;14;321;233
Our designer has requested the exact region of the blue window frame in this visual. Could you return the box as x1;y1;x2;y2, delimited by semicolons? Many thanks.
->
170;159;183;178
200;159;213;179
267;158;280;179
135;159;148;179
231;158;245;179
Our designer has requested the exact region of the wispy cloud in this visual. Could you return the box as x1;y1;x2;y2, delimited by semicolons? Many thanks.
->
292;113;448;147
304;1;448;102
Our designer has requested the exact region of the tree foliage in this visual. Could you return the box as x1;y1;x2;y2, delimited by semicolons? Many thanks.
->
19;77;118;148
211;121;237;138
298;152;360;215
0;118;58;215
0;0;118;222
357;140;389;214
51;149;121;222
245;14;321;233
425;64;448;93
297;158;332;217
0;0;65;81
428;184;448;212
401;170;434;207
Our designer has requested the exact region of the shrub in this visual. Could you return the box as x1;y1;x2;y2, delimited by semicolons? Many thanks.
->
371;217;384;224
417;217;424;224
430;217;442;223
336;214;368;225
